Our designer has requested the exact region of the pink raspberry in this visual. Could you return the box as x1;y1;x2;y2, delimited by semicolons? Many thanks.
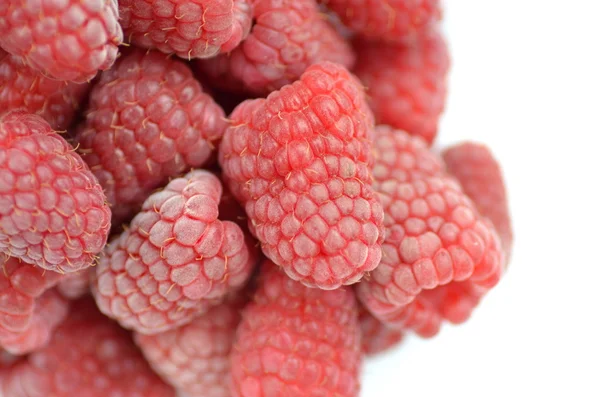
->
321;0;441;43
0;111;111;273
94;170;257;334
135;294;246;397
231;261;362;397
56;268;91;299
353;30;450;145
219;62;384;289
0;0;123;83
0;298;176;397
359;306;404;355
0;51;90;131
75;49;227;226
357;176;503;337
443;142;513;260
197;0;355;95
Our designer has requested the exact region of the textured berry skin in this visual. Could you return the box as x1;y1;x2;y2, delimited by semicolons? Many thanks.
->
443;142;513;260
75;49;227;226
0;111;111;273
135;295;245;397
0;0;123;83
359;306;404;355
94;170;256;334
198;0;355;95
353;30;450;145
0;52;90;131
219;62;384;289
321;0;441;43
120;0;252;59
357;177;503;337
56;268;91;299
0;289;68;355
0;299;176;397
231;262;362;397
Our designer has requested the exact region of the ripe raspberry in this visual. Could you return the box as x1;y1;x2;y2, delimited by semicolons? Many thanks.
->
197;0;355;95
0;289;68;355
353;30;450;145
443;142;513;260
0;298;176;397
75;49;227;226
56;268;91;299
0;111;111;273
135;294;245;397
231;261;362;397
119;0;252;59
321;0;441;43
359;306;404;355
94;170;257;334
219;62;384;289
0;0;123;83
0;52;89;131
357;177;503;337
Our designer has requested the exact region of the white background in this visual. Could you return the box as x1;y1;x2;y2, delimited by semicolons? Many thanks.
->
363;2;600;396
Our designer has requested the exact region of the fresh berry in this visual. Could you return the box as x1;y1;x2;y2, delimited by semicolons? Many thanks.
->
119;0;252;59
219;62;384;289
197;0;355;95
0;298;176;397
0;51;89;131
0;111;111;273
75;49;227;227
443;142;513;260
94;170;257;334
56;268;91;299
231;261;362;397
359;306;404;355
353;30;450;145
0;0;123;83
135;294;245;397
0;289;68;355
357;176;503;337
321;0;441;43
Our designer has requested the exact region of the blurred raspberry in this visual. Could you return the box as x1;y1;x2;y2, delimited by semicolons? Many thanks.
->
359;306;404;355
56;269;91;299
94;170;257;334
0;0;123;82
0;111;111;273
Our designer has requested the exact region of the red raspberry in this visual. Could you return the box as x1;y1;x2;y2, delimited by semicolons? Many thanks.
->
56;268;91;299
443;142;513;260
75;49;227;226
219;62;384;289
0;51;89;131
0;289;68;355
0;0;123;83
94;170;257;334
359;306;404;355
197;0;355;95
119;0;252;59
357;177;503;337
135;294;245;397
321;0;441;43
0;299;176;397
353;30;450;145
0;111;111;273
231;261;362;397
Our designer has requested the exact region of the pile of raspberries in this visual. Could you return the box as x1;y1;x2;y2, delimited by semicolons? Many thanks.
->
0;0;513;396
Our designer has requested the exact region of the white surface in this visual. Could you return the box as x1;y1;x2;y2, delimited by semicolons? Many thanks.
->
363;2;600;396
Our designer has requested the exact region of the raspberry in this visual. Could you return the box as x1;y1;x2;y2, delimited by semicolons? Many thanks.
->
219;62;384;289
231;261;362;397
0;298;176;397
357;177;503;337
135;294;245;397
321;0;441;43
0;52;90;131
443;142;513;260
94;170;257;334
0;289;68;355
119;0;252;59
353;30;450;145
0;111;111;273
75;49;227;226
56;268;91;299
359;306;404;355
197;0;355;95
0;0;123;83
